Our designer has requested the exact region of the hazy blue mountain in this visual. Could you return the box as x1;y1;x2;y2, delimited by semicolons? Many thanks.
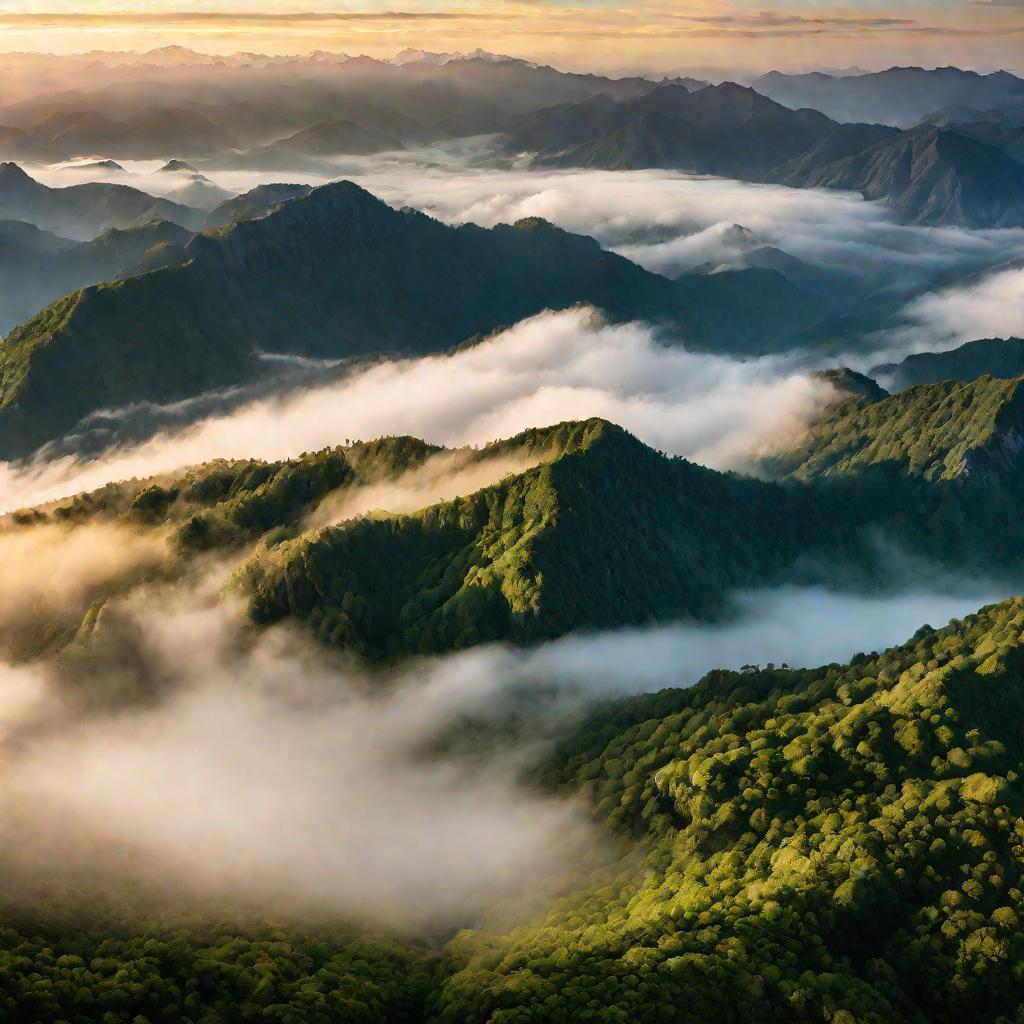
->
0;161;204;239
247;118;405;160
507;82;837;178
0;217;192;333
753;66;1024;127
770;125;1024;227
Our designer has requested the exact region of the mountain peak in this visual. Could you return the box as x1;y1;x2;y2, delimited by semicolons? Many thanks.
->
0;162;35;186
158;159;198;173
304;179;396;214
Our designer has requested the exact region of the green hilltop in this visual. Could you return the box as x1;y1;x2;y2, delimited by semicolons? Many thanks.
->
13;395;1024;664
773;374;1024;483
240;419;850;658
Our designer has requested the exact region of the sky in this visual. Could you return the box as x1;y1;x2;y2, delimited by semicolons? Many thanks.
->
0;1;1022;76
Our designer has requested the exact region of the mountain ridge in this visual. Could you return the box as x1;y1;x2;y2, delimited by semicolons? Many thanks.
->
0;179;830;458
0;160;204;239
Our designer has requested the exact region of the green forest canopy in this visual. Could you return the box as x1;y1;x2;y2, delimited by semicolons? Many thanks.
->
11;393;1024;663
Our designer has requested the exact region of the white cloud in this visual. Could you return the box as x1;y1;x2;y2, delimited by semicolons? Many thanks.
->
0;575;1009;929
0;307;835;512
29;146;1024;288
865;266;1024;365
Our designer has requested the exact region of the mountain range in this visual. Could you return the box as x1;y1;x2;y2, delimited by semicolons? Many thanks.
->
234;390;1024;654
0;175;323;335
18;384;1024;660
770;124;1024;228
507;82;1024;228
0;161;204;240
0;53;702;161
752;66;1024;127
0;178;833;459
3;47;1024;1024
505;82;836;180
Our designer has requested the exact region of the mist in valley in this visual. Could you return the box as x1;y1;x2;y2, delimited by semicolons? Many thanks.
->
2;50;1024;989
0;306;838;512
0;524;1012;933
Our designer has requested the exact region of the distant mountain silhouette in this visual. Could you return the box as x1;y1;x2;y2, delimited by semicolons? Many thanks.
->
0;162;203;239
753;66;1024;127
771;126;1024;228
872;337;1024;391
507;82;836;178
507;85;1024;227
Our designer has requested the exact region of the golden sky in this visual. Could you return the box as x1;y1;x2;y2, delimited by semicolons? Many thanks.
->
0;1;1022;74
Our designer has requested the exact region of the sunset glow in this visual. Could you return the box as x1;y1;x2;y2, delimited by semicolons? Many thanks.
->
1;1;1022;74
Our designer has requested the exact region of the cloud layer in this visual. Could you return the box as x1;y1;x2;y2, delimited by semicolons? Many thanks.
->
866;266;1024;364
31;156;1024;295
0;307;835;512
0;569;1010;929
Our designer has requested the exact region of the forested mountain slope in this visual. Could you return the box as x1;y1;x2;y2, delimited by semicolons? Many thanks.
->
240;420;856;658
773;374;1024;482
434;596;1024;1022
19;414;1024;663
204;183;313;227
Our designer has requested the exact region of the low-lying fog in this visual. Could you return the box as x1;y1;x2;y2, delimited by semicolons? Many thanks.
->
28;140;1024;294
0;307;835;512
0;566;1012;931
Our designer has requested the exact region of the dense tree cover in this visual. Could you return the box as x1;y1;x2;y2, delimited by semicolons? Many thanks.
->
0;436;445;663
772;374;1024;482
240;400;1024;659
0;882;433;1024
16;400;1024;662
0;181;683;458
28;435;444;548
431;597;1024;1024
241;420;862;659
